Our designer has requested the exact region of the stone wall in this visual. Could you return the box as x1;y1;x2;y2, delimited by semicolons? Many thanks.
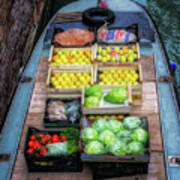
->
0;0;50;130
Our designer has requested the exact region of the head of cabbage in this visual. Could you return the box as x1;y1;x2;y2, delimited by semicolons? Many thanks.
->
85;85;103;100
84;141;106;155
98;130;115;146
92;118;108;132
127;141;145;155
116;130;132;143
107;139;127;156
82;127;98;143
123;116;141;130
107;120;124;133
85;96;100;108
131;128;148;144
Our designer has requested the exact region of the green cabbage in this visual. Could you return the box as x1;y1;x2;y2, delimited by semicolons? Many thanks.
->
84;141;106;155
98;130;115;145
85;85;103;99
82;127;98;143
104;87;128;103
116;130;132;143
107;120;124;133
123;116;141;130
131;128;148;144
108;140;127;156
85;96;100;108
127;142;145;155
92;118;108;132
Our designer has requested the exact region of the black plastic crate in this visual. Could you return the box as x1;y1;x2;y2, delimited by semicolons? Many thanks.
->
90;161;148;180
80;117;150;179
44;98;81;128
24;127;83;172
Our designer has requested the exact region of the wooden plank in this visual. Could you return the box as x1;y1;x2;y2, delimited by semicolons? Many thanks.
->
141;55;156;81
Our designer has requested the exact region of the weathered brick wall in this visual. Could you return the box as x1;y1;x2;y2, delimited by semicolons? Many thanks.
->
0;0;50;130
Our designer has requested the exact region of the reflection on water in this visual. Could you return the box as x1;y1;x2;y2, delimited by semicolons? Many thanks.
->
147;0;180;93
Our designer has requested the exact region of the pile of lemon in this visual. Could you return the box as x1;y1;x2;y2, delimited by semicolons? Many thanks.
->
98;69;139;85
88;114;125;120
51;49;92;65
97;45;138;63
50;72;91;89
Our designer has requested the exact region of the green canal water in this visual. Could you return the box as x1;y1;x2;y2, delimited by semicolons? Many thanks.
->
146;0;180;91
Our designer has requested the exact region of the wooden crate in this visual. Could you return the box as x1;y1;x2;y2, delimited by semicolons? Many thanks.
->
48;45;96;67
82;85;132;115
46;66;94;96
94;42;140;65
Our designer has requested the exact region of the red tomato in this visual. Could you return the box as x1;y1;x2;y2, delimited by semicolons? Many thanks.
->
60;135;66;142
27;148;34;155
52;134;60;143
33;141;41;150
30;135;36;141
37;133;44;138
28;140;35;148
40;147;48;156
45;134;52;140
40;137;48;145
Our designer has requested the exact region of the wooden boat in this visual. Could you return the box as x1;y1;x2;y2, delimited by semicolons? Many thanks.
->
0;0;180;179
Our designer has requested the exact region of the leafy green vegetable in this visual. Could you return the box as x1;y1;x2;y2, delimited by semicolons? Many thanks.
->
104;87;128;103
82;127;98;143
45;142;68;156
67;140;78;155
92;118;108;132
127;142;145;155
108;140;127;156
123;116;141;130
98;130;115;145
84;141;106;155
85;96;100;108
107;120;124;133
131;128;148;144
116;130;132;143
61;127;80;141
85;85;103;99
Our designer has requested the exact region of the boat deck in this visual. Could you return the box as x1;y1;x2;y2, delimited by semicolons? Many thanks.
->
12;56;166;180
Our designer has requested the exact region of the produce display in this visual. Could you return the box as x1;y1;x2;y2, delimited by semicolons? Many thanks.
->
26;127;80;156
53;28;94;46
84;86;128;108
96;45;138;63
98;69;139;85
46;100;81;123
81;117;148;156
51;49;92;65
50;71;92;89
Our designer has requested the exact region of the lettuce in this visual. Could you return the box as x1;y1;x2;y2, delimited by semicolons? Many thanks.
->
85;85;103;99
98;130;115;146
82;127;98;143
84;141;106;155
127;142;145;155
123;116;141;130
131;128;148;144
92;118;109;132
108;140;127;156
85;96;100;108
116;130;132;143
107;120;124;133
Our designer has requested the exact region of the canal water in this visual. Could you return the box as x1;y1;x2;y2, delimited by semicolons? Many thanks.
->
146;0;180;93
